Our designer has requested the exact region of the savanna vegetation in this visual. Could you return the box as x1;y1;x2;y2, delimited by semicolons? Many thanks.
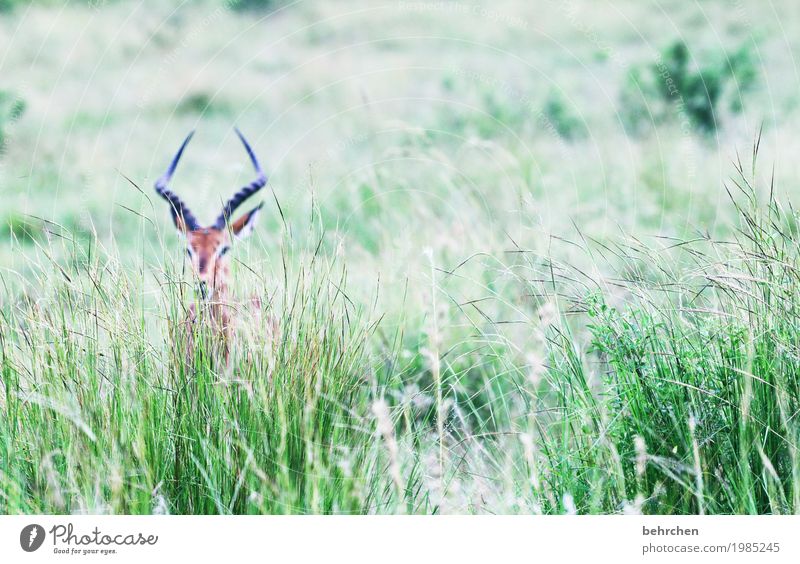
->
2;0;800;514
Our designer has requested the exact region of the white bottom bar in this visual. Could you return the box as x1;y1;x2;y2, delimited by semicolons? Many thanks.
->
0;516;797;563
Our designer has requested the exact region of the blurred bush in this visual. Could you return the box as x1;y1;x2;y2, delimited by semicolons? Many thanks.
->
0;0;32;11
228;0;286;13
1;213;43;243
620;40;758;134
0;90;26;156
0;0;101;11
175;92;234;117
542;90;587;140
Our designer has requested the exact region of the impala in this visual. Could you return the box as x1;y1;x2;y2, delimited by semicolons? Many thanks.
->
155;128;269;363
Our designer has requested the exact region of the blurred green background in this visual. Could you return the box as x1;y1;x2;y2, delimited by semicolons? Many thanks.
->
2;0;796;305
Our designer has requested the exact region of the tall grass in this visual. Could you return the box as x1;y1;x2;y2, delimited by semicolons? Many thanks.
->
507;153;800;514
4;153;800;514
0;231;389;514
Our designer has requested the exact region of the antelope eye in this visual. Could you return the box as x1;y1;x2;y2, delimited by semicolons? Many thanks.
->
219;245;231;257
185;248;193;257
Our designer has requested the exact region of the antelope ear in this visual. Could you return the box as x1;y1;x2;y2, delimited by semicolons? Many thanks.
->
230;202;264;239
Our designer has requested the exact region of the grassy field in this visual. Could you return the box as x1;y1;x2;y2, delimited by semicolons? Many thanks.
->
2;0;800;514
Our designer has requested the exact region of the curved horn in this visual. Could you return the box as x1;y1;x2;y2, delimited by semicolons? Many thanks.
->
214;127;268;229
155;131;200;232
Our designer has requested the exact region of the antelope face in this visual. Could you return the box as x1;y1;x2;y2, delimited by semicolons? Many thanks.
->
186;227;229;299
154;128;267;301
183;206;262;298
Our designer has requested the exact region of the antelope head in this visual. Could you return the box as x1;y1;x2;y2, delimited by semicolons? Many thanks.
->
155;128;267;300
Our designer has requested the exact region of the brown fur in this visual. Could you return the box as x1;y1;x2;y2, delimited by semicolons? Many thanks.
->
155;129;271;369
182;226;241;366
